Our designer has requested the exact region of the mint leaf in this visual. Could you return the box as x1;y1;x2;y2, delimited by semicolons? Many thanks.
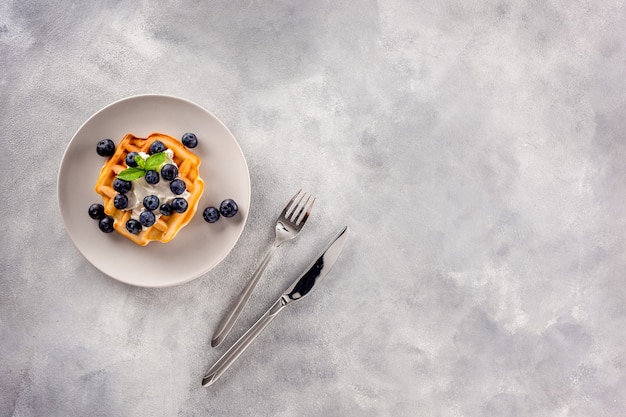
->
145;152;166;171
117;167;146;181
116;152;165;181
135;154;146;169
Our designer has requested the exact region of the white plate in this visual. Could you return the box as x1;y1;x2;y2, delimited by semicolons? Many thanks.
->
58;95;250;287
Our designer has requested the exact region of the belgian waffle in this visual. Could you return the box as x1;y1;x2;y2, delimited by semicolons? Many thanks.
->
95;132;205;246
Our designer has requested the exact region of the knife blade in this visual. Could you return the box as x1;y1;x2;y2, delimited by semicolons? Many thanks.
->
202;226;349;387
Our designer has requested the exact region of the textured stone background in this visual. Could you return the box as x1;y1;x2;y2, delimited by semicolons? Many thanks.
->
1;1;626;416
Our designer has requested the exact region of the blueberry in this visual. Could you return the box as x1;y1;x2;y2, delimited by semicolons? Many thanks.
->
125;219;142;234
219;199;238;218
139;211;156;227
113;178;132;193
143;194;160;211
98;216;115;233
113;193;128;209
96;139;115;157
181;132;198;148
171;197;188;213
149;140;166;155
145;170;159;184
88;203;105;220
170;179;186;195
159;203;172;216
161;163;178;181
203;206;220;223
126;151;139;167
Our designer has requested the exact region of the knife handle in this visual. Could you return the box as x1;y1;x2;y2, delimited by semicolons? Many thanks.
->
202;296;288;387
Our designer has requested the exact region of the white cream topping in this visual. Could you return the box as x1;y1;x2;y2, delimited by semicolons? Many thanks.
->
125;149;190;220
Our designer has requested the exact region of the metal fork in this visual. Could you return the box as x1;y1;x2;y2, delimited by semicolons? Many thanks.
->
211;189;315;347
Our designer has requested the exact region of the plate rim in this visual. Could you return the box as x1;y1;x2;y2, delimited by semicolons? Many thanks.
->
57;93;251;288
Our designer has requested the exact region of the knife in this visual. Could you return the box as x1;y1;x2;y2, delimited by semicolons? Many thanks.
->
202;226;349;387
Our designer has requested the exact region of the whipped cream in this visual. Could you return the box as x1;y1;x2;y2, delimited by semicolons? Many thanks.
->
125;150;191;220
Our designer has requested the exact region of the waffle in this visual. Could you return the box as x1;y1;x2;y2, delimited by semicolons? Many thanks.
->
95;132;205;246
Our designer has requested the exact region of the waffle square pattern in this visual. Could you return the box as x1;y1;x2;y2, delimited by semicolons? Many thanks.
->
95;132;205;245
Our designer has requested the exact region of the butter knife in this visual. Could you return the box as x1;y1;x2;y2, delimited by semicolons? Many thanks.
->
202;226;349;387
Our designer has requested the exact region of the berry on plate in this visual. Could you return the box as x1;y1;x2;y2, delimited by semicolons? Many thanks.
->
113;193;129;209
113;178;132;194
96;139;115;157
203;206;220;223
143;195;160;211
98;216;115;233
149;140;166;155
145;170;160;184
161;163;178;181
219;199;238;217
126;219;142;234
171;197;188;213
139;211;156;227
88;203;105;220
181;132;198;148
170;179;186;195
125;151;139;167
159;203;172;216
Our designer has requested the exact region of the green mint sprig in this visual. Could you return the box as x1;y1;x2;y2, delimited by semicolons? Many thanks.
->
117;152;166;181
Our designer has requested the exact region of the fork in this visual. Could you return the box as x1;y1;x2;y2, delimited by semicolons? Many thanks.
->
211;189;315;347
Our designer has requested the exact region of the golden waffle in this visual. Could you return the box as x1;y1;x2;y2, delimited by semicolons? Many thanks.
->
95;132;205;246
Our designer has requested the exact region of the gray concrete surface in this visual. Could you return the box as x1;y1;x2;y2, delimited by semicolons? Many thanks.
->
1;1;625;416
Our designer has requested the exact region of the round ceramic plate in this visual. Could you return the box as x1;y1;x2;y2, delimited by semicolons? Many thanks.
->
58;95;250;287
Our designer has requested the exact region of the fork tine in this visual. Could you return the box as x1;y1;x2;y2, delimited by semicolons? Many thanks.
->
290;193;312;222
291;194;307;219
283;189;304;218
295;196;315;225
291;194;310;223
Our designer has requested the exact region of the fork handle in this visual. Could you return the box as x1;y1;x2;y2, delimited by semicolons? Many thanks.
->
211;245;278;347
